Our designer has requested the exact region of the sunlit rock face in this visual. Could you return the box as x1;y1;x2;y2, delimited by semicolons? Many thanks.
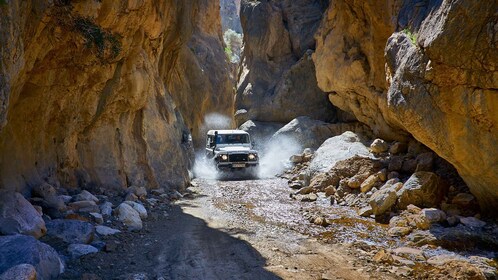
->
0;0;232;192
313;0;498;213
235;0;337;126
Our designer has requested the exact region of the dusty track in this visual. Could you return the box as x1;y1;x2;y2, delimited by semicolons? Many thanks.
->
60;178;397;279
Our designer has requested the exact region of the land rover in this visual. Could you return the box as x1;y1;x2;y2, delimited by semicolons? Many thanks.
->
205;130;259;171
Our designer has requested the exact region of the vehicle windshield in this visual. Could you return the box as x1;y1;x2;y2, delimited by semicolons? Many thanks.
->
216;134;249;144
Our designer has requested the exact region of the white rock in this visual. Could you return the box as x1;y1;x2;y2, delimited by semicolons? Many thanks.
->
67;244;98;259
100;202;113;216
124;201;148;219
115;203;142;230
421;208;446;223
89;212;104;224
74;190;99;203
96;225;121;236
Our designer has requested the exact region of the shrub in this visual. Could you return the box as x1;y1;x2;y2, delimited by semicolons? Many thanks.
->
402;28;417;45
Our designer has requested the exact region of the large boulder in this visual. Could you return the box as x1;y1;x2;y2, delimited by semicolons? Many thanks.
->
45;219;95;244
115;203;142;231
0;264;37;280
272;117;368;150
309;131;373;174
369;182;402;216
239;120;284;149
397;172;445;209
0;191;46;238
0;235;62;280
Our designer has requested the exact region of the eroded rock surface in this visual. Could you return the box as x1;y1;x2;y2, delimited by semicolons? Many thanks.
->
313;0;498;212
0;0;232;193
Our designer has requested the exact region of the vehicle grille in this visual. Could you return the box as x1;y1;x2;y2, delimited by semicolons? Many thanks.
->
229;154;248;162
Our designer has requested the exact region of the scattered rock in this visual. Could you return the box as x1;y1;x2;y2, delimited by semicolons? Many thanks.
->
357;206;373;217
389;216;409;228
95;226;121;236
89;213;104;224
32;183;57;199
446;215;459;226
74;190;99;203
67;244;98;259
389;142;407;155
45;219;95;244
0;235;62;280
68;200;99;213
459;217;486;228
324;186;336;197
312;216;329;227
369;183;398;215
387;171;399;180
299;193;318;202
290;154;304;164
360;173;380;193
115;203;142;231
0;264;37;280
392;247;425;261
125;193;138;202
370;139;388;154
421;208;446;223
388;156;403;172
288;181;304;190
406;204;421;214
388;226;412;237
397;172;443;209
401;159;417;173
347;175;363;189
373;249;394;264
308;172;338;191
296;186;314;195
127;186;147;199
123;201;148;219
100;202;113;216
0;191;46;238
377;169;387;182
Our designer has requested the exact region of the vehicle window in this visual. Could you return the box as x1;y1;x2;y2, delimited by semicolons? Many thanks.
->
216;134;249;144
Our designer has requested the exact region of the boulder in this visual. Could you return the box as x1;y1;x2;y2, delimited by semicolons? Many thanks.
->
125;193;138;202
123;202;148;219
74;190;99;203
45;219;95;244
370;139;388;153
0;191;46;238
360;173;380;193
68;201;99;213
0;235;62;280
309;131;373;174
308;172;339;191
0;264;37;280
415;152;434;172
67;244;98;259
420;208;446;224
95;226;121;236
369;182;400;215
389;142;407;155
290;154;304;164
388;226;412;237
388;156;403;172
99;202;113;216
357;206;373;217
89;213;103;224
115;203;142;231
397;172;444;209
239;120;284;149
451;193;476;207
32;183;57;199
127;186;147;199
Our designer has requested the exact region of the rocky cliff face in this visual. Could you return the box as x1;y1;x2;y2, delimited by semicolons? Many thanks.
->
0;0;232;193
220;0;242;33
313;0;498;212
235;0;336;126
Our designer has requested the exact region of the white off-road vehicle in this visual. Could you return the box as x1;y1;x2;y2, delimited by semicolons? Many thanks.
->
205;130;259;171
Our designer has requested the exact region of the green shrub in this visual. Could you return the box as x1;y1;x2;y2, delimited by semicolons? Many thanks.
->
74;18;122;60
402;28;417;45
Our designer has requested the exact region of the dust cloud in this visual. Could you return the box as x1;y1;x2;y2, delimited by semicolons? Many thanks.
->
192;114;302;180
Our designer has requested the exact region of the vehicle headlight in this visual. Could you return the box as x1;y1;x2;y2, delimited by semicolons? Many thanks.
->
221;154;228;161
248;153;257;160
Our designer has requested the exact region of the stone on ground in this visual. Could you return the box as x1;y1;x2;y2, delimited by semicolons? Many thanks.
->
397;172;443;209
369;182;399;215
100;202;113;216
123;201;148;219
74;190;99;203
459;217;486;228
0;264;37;280
115;203;142;231
0;191;46;238
370;139;388;153
0;235;62;280
67;244;98;259
45;219;95;244
95;226;121;236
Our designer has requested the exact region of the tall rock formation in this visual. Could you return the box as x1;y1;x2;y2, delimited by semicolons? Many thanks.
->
0;0;233;193
313;0;498;212
220;0;243;34
235;0;337;126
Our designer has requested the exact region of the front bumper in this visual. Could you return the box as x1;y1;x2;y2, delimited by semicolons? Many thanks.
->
217;162;259;170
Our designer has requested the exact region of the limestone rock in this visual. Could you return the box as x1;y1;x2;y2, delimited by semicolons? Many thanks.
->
74;190;99;203
360;174;380;193
370;139;388;154
369;184;398;216
0;191;46;238
0;264;37;280
309;131;373;174
389;142;407;155
0;235;62;280
68;201;99;213
420;208;446;224
357;206;373;217
45;219;95;244
89;213;103;224
123;201;148;219
99;202;113;216
451;193;476;207
115;203;142;231
459;217;486;228
67;244;98;259
95;226;121;236
397;172;444;209
239;120;284;149
388;226;412;237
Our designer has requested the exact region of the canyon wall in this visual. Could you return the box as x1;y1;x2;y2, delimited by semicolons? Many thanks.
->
313;0;498;212
0;0;232;193
235;0;337;126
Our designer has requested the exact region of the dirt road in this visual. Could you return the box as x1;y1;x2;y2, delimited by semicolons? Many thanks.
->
60;178;397;279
